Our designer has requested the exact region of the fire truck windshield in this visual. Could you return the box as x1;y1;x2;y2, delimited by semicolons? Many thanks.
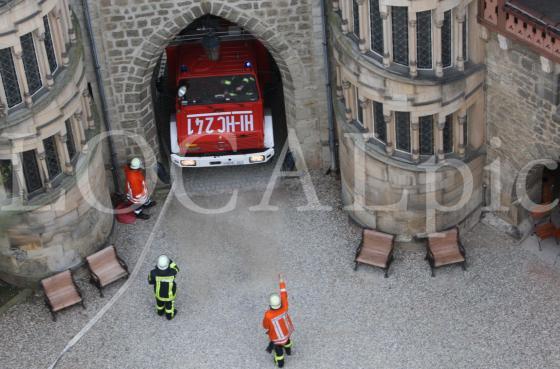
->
179;74;259;105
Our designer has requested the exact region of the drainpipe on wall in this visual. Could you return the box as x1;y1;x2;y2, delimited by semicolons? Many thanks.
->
320;0;338;173
82;0;120;192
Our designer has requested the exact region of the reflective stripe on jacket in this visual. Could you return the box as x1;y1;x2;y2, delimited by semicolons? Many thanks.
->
262;281;294;345
148;262;179;301
124;166;149;204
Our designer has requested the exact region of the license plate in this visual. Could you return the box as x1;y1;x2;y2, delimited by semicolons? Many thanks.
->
187;111;254;135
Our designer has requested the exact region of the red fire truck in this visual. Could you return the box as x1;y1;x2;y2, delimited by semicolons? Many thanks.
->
166;30;275;167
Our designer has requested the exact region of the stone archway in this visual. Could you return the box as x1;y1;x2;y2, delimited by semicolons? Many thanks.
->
103;1;322;169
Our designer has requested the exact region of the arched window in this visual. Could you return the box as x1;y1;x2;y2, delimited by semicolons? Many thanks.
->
369;0;383;55
416;11;432;69
0;48;22;108
392;7;409;66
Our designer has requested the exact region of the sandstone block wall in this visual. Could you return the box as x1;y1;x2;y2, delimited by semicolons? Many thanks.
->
485;34;560;224
82;0;330;168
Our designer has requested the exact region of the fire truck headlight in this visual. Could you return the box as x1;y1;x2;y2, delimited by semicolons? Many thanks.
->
178;86;187;98
249;154;265;163
180;159;197;167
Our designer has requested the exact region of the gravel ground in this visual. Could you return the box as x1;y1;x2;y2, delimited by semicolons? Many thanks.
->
2;168;560;369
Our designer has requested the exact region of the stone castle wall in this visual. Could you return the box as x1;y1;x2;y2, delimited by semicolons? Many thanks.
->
0;144;113;286
485;33;560;224
83;0;330;168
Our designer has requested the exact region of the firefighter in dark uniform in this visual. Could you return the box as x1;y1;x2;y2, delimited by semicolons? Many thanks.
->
148;255;179;320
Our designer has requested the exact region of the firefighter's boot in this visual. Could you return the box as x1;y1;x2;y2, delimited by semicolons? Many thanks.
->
284;340;292;356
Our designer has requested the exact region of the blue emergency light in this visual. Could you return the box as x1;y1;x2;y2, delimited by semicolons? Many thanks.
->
180;64;188;72
244;61;253;69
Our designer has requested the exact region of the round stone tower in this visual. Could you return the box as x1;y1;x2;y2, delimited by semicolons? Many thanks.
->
0;0;113;286
330;0;486;236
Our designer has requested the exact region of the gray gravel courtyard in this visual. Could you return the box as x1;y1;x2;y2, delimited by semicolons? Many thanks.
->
2;167;560;369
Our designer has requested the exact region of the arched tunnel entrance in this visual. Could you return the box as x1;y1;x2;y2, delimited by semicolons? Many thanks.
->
151;15;289;185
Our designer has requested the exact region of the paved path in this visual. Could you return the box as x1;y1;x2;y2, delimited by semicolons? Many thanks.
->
2;169;560;369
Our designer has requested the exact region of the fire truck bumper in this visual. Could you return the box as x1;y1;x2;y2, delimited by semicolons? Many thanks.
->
171;148;275;168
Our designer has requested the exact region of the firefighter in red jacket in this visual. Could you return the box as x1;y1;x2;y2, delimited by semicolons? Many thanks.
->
263;274;294;367
124;158;155;220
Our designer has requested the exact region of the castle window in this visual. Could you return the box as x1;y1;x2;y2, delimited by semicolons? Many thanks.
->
369;0;384;55
65;120;77;161
395;112;411;152
352;0;360;38
22;150;42;194
43;15;58;74
442;10;452;68
463;112;469;148
463;13;468;61
0;160;14;198
443;114;454;153
0;48;22;108
43;136;62;179
392;7;409;66
416;10;433;69
373;101;386;142
354;88;364;127
20;33;43;95
419;115;434;155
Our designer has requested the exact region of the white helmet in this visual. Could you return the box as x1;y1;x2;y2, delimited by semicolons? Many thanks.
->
130;157;142;170
157;255;170;270
269;293;281;310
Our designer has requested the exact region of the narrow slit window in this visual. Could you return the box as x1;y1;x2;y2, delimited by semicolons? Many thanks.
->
416;11;433;69
43;136;62;179
395;112;411;152
369;0;384;55
392;7;409;66
442;10;452;68
352;0;360;38
0;48;22;108
22;150;42;194
0;160;14;198
419;115;434;155
43;15;58;74
355;88;364;127
65;120;77;160
462;14;468;61
373;102;386;143
20;33;43;95
443;114;454;153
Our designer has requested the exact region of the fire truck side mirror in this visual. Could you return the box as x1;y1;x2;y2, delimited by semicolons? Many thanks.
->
178;85;187;98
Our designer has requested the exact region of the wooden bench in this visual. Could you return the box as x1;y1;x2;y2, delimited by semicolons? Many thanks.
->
534;221;558;251
41;270;85;321
86;245;129;297
426;227;466;277
354;229;395;277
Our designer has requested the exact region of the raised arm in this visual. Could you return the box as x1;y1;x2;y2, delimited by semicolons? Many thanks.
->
279;274;288;309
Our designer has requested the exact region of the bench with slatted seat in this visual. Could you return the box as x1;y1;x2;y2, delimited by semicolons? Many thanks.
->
354;229;395;277
41;270;85;321
426;227;466;277
86;245;129;297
